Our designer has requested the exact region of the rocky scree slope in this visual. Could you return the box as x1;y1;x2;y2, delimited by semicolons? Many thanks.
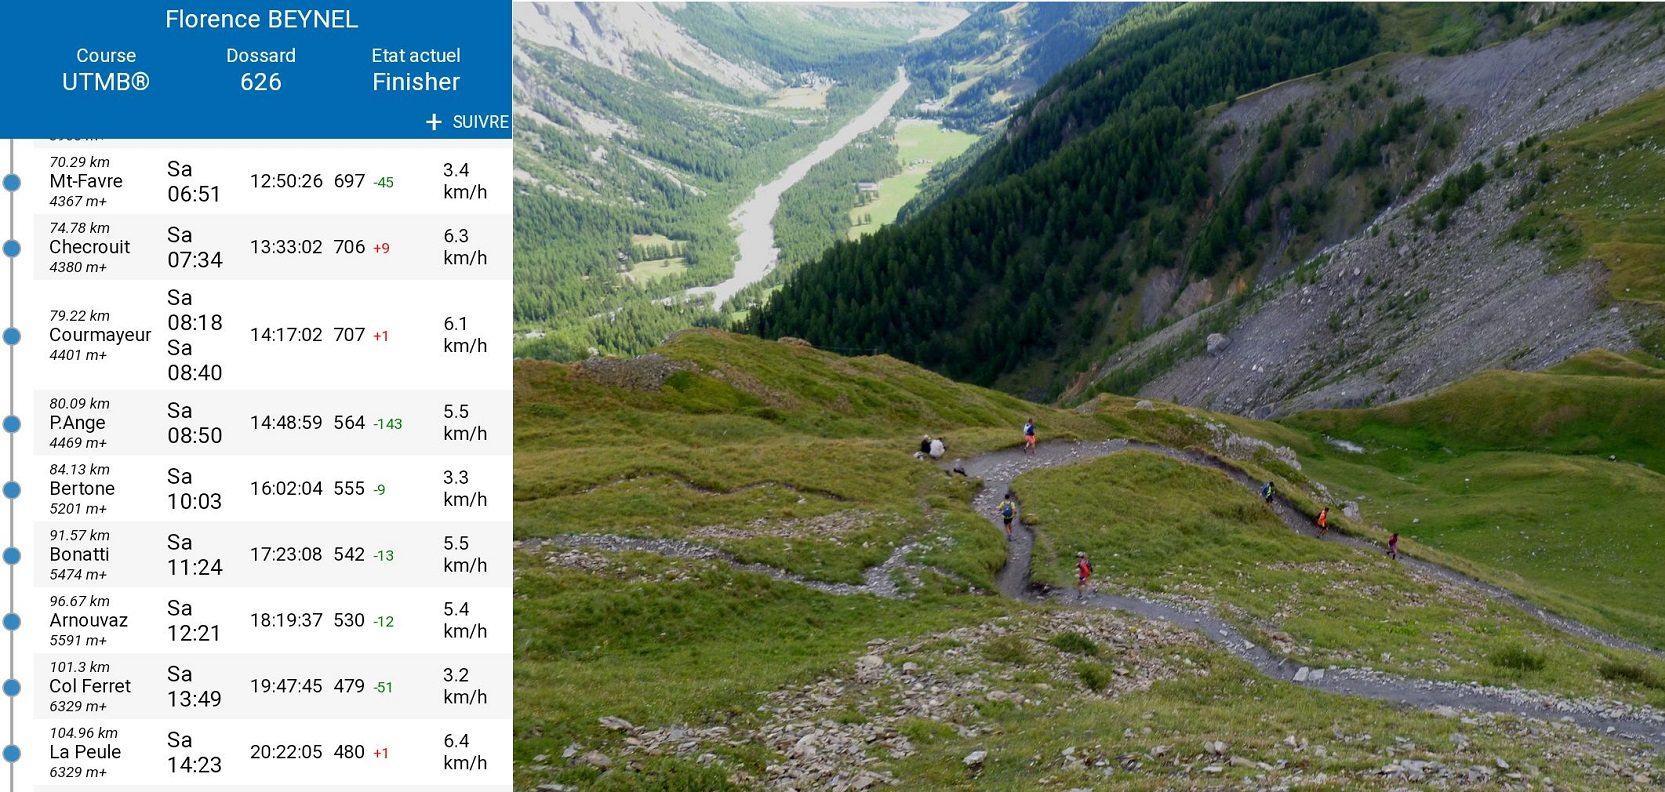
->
1090;14;1665;416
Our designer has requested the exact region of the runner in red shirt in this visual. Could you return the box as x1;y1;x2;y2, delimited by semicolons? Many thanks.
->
1075;551;1093;600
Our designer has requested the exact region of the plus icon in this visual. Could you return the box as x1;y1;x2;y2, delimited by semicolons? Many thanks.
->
425;113;442;131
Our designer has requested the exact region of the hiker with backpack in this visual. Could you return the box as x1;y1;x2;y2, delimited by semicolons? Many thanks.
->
1386;532;1400;560
997;492;1019;541
1075;551;1093;600
1316;506;1329;536
1261;481;1275;504
1023;418;1037;455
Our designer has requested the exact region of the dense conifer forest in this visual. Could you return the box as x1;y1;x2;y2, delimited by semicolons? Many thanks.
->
751;4;1382;389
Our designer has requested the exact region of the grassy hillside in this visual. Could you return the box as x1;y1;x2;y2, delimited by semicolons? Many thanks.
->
1287;353;1665;470
515;331;1104;585
1374;2;1551;55
1284;351;1665;647
515;332;1665;789
1510;86;1665;309
1017;451;1664;697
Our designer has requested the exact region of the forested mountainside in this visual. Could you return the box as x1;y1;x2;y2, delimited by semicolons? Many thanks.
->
751;2;1380;387
511;2;960;359
889;2;1140;222
903;2;1138;132
750;3;1665;407
512;2;1148;363
717;3;1142;326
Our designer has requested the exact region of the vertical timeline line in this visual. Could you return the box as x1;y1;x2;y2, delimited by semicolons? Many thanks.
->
6;135;17;778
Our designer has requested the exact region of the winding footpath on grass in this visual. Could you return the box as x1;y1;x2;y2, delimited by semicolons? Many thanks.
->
526;439;1665;748
961;440;1665;750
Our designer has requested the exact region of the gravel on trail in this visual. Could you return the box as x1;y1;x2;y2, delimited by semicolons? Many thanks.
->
519;437;1665;753
958;440;1665;750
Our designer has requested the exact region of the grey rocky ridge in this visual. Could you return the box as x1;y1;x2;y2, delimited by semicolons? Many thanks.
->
1086;13;1665;416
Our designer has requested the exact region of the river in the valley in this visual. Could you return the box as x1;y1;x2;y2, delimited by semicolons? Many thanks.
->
687;69;912;309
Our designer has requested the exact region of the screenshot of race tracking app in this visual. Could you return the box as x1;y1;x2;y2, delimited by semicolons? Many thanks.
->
0;2;512;788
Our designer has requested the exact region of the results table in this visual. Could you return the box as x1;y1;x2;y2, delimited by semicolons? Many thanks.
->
0;3;512;789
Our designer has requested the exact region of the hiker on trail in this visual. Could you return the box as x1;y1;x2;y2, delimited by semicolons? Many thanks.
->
1075;551;1093;600
1386;532;1400;560
916;434;932;459
998;494;1018;541
1023;418;1037;455
929;437;946;459
1316;506;1329;536
1261;481;1275;504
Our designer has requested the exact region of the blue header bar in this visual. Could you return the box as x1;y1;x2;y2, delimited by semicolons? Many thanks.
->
0;1;509;138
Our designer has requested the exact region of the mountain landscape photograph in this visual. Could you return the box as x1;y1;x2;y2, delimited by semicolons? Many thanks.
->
511;2;1665;789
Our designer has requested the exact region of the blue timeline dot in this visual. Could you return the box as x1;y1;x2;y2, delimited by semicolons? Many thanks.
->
2;328;17;345
2;416;16;432
2;548;17;565
2;482;16;499
1;174;18;192
2;613;19;631
2;745;18;763
1;240;17;258
1;680;17;697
